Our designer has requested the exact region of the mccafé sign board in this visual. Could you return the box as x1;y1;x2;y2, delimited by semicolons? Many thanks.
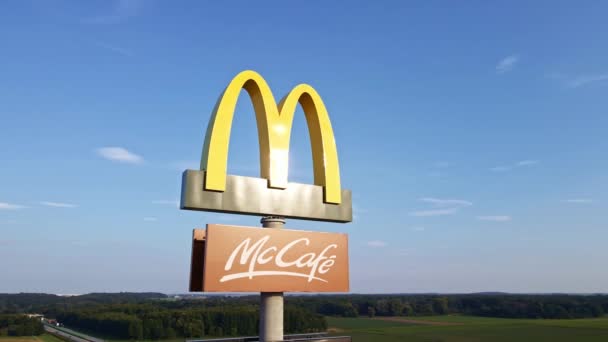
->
181;70;352;293
190;225;349;292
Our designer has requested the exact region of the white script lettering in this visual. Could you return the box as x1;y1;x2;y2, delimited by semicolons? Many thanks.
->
220;236;338;283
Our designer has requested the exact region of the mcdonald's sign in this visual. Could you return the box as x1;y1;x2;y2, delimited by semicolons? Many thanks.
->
181;70;352;222
190;224;350;292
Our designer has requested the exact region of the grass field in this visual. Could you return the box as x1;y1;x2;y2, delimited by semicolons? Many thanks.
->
0;335;63;342
328;315;608;342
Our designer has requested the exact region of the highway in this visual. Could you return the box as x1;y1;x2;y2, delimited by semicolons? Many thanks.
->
44;323;105;342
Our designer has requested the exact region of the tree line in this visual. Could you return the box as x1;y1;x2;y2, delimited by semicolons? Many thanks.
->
0;293;166;314
0;314;44;336
288;294;608;319
2;292;608;340
55;303;326;339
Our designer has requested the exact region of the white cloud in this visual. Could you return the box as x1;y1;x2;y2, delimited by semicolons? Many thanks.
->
496;55;520;74
95;42;133;57
516;160;539;166
367;240;387;248
477;215;512;222
490;166;511;172
352;203;368;220
563;199;593;203
409;197;472;217
567;73;608;88
409;208;458;217
143;217;157;222
40;201;78;208
420;197;473;207
548;72;608;88
97;147;143;164
0;202;26;210
411;226;426;231
491;160;539;172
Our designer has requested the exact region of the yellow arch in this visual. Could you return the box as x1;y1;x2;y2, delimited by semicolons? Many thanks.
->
200;70;342;204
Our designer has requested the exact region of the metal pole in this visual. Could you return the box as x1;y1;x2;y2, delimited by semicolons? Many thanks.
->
259;216;285;342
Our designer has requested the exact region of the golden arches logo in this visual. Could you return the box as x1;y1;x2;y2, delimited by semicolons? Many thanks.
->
200;70;342;204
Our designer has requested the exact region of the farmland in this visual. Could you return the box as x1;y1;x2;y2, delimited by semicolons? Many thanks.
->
3;293;608;341
328;315;608;342
0;335;63;342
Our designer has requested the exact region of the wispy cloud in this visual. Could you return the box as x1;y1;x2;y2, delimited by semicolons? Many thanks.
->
490;166;512;172
420;198;473;207
40;201;78;208
477;215;511;222
0;202;26;210
409;208;458;217
97;147;143;164
490;160;539;172
496;55;520;74
567;73;608;88
367;240;387;248
85;0;144;24
410;226;426;232
563;199;593;204
143;217;157;222
352;203;368;220
516;160;539;166
548;72;608;88
95;42;133;57
409;197;472;217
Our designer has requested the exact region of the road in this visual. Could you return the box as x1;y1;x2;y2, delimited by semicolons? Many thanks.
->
44;323;105;342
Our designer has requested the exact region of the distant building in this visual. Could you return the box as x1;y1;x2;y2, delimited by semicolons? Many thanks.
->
46;319;60;327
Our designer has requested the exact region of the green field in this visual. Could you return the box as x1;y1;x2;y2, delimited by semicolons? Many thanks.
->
328;316;608;342
0;335;63;342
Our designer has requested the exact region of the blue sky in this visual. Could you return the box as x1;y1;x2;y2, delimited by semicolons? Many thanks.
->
1;0;607;294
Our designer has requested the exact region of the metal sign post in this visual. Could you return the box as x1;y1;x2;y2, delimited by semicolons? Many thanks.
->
181;70;353;342
260;216;285;342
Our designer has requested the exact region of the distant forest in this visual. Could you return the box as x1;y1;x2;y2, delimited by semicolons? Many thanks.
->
0;314;44;336
1;292;607;339
293;294;608;319
0;293;325;339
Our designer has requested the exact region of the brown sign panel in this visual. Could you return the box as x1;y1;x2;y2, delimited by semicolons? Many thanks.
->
189;229;206;292
191;224;349;292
